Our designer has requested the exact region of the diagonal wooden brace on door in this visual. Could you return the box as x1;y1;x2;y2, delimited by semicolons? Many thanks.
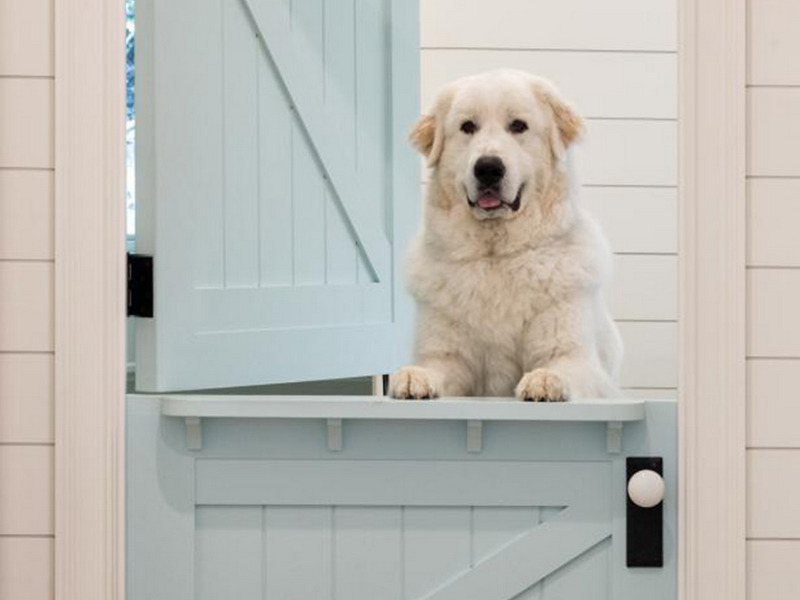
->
241;0;391;282
421;503;611;600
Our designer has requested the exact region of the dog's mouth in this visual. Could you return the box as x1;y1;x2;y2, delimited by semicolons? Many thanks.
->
469;185;523;212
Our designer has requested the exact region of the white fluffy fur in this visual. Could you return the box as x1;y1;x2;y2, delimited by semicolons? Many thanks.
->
390;70;623;401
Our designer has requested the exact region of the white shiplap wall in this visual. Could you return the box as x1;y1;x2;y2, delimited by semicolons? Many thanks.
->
0;0;55;598
420;0;678;396
746;1;800;598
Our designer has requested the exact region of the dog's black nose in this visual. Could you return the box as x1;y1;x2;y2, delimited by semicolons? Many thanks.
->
474;156;506;187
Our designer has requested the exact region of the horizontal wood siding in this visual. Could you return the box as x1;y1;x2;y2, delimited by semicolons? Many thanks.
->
420;0;677;393
0;0;53;77
0;170;54;260
746;0;800;595
0;537;54;600
0;446;54;535
0;354;54;444
746;0;800;86
0;262;54;352
421;0;676;51
0;0;56;596
0;79;54;168
748;541;800;600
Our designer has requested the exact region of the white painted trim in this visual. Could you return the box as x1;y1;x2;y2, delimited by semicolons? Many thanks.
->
158;394;647;421
52;1;748;599
54;0;126;599
678;0;746;599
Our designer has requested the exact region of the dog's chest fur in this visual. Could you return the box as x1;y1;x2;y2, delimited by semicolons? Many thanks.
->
407;240;593;344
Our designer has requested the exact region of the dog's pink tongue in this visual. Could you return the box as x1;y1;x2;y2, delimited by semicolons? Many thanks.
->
477;195;502;209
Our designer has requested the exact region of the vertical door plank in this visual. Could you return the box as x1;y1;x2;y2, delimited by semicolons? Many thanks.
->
323;0;359;284
195;507;263;600
290;0;326;285
325;185;358;284
291;128;327;284
333;507;403;600
403;507;471;599
126;400;195;600
156;0;225;289
472;507;540;563
264;506;333;600
222;1;260;287
257;50;294;286
541;539;610;599
355;0;389;245
473;507;543;600
323;0;356;163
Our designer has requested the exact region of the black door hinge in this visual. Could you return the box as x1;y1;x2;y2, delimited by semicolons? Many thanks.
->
127;253;153;318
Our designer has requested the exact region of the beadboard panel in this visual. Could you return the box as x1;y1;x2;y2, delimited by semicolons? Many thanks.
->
747;0;800;85
420;0;677;52
578;120;677;186
747;450;800;538
0;537;54;600
747;359;800;448
747;178;800;267
0;354;54;443
747;88;800;177
0;79;54;168
0;262;54;351
618;322;678;389
0;170;54;260
624;388;678;400
747;269;800;357
417;0;678;395
0;445;54;535
0;0;53;76
582;187;677;255
421;49;677;118
611;255;677;321
420;121;677;187
418;184;678;255
747;541;800;600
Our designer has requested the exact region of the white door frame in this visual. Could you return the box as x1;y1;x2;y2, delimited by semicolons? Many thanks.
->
677;0;746;598
53;1;746;598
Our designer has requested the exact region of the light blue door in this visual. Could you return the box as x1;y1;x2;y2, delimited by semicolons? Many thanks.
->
134;0;419;391
127;397;677;599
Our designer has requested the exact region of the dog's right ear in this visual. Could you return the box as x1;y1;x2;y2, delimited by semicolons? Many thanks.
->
410;113;445;167
409;87;454;167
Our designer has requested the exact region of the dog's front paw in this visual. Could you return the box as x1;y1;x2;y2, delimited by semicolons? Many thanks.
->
389;366;439;400
516;369;570;402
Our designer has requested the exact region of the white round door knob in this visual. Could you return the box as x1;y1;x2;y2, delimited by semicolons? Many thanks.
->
627;469;665;508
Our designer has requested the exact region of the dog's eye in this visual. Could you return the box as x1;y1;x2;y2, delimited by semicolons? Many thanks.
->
509;119;528;134
460;120;478;135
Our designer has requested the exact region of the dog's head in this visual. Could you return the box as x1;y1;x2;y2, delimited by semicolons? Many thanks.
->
411;70;584;222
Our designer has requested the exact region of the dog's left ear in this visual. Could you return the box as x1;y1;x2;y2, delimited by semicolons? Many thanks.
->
534;81;585;157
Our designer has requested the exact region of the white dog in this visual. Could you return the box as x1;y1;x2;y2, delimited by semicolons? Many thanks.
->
389;69;623;402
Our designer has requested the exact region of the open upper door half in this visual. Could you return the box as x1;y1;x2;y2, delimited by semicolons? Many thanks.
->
134;0;420;391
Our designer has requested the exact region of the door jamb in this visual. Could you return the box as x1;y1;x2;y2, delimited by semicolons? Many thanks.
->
53;1;747;598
